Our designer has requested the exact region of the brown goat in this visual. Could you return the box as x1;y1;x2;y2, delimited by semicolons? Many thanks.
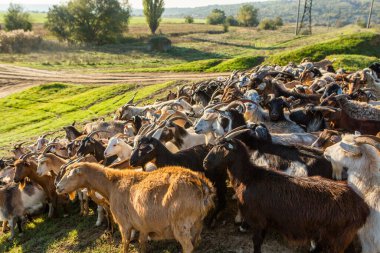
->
56;163;215;253
13;158;67;218
204;138;369;253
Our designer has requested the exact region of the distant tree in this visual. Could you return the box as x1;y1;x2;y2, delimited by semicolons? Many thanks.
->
207;9;226;25
184;15;194;24
274;16;284;26
4;4;32;31
45;5;74;43
226;15;239;26
258;18;277;30
143;0;165;34
45;0;130;45
356;17;366;28
237;4;259;27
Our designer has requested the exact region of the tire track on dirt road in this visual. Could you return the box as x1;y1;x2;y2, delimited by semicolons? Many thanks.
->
0;64;228;98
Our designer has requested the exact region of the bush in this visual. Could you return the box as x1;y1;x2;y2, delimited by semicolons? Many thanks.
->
237;4;259;27
356;17;367;28
226;15;239;26
147;36;172;52
45;0;130;45
258;18;278;30
184;16;194;24
223;23;229;33
274;17;284;26
0;30;42;53
4;4;32;31
207;9;226;25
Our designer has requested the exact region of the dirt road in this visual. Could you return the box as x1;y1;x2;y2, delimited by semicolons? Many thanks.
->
0;64;227;98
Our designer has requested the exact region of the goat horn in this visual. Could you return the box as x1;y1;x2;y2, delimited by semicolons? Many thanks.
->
14;142;26;149
223;125;248;139
42;143;60;156
87;130;111;138
354;135;380;151
225;101;246;112
312;106;341;112
225;129;251;141
167;116;193;126
127;91;138;105
21;152;38;161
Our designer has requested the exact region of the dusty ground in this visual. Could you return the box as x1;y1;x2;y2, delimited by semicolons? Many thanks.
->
0;64;226;98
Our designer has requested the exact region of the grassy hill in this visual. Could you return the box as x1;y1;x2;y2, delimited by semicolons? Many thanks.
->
0;81;180;156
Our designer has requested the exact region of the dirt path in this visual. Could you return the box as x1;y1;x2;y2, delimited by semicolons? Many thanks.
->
0;64;227;98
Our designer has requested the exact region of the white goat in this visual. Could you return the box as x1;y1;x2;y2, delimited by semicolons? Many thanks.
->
324;134;380;253
104;135;133;161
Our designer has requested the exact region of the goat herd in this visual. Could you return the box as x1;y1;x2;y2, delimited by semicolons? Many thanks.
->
0;59;379;253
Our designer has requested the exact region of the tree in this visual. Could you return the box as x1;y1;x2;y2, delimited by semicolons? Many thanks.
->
207;9;226;25
4;4;32;31
226;15;239;26
143;0;165;34
45;0;130;45
237;4;259;27
184;15;194;24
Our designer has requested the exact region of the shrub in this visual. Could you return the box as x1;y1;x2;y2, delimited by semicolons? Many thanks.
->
237;4;259;27
147;36;172;52
143;0;165;34
223;22;229;33
274;17;284;26
4;4;32;31
226;15;239;26
207;9;226;25
184;15;194;24
258;18;278;30
45;0;130;45
0;30;42;53
356;17;367;28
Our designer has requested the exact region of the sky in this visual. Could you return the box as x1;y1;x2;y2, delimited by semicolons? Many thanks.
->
2;0;259;9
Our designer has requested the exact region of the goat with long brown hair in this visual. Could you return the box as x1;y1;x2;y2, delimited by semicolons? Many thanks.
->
204;131;369;253
55;162;215;253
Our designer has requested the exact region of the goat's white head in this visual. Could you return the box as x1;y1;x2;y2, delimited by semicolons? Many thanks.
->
56;165;83;200
194;109;219;134
36;155;51;176
324;134;380;176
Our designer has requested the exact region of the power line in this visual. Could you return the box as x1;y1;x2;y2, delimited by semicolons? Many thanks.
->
296;0;313;35
367;0;375;28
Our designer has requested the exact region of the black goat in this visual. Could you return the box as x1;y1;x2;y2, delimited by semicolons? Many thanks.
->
129;137;225;226
289;104;338;132
203;137;369;253
231;124;333;178
76;133;117;165
63;125;82;142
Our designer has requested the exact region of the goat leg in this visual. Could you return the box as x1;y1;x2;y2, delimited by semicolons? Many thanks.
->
16;217;23;235
252;227;266;253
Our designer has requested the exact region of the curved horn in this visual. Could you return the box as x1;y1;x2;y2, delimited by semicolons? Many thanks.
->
225;101;246;112
87;130;111;138
167;116;193;126
21;152;38;161
42;143;60;156
223;125;248;139
312;106;341;113
127;91;138;105
354;135;380;151
225;129;251;141
14;142;26;149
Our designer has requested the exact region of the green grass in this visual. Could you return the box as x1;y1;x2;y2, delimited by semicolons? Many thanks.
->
207;56;265;72
265;32;380;65
0;81;177;154
326;54;379;71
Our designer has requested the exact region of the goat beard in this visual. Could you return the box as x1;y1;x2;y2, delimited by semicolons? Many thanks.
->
68;191;76;201
18;178;26;190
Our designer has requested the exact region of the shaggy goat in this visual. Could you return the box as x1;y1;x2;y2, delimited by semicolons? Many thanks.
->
56;163;215;253
204;136;369;253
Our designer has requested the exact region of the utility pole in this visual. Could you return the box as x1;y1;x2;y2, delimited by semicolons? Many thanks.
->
296;0;302;35
296;0;313;35
367;0;375;28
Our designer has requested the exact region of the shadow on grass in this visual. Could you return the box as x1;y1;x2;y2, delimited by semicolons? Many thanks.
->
0;202;116;253
189;37;284;51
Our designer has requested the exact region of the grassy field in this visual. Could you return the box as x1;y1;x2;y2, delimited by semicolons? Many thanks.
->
1;24;378;72
0;81;184;156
